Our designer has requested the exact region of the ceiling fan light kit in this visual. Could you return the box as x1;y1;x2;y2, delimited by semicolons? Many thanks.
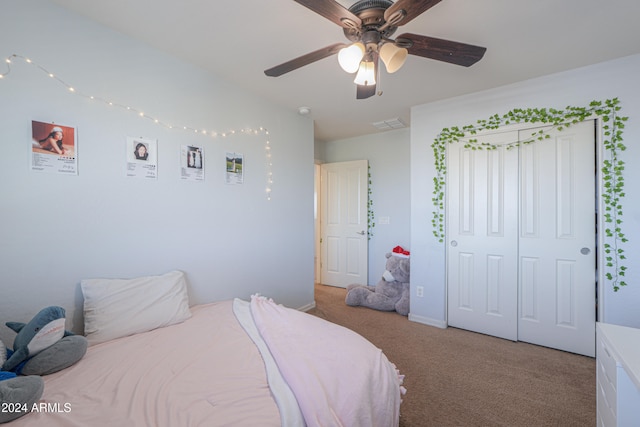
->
354;59;376;85
379;42;408;73
338;42;365;73
265;0;487;99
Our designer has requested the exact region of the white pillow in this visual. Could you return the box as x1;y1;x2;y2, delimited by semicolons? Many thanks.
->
81;270;191;345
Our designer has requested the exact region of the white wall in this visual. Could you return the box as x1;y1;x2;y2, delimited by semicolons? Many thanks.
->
323;128;411;284
0;0;315;345
410;54;640;329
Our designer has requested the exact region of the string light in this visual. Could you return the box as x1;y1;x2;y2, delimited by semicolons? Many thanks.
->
1;53;274;199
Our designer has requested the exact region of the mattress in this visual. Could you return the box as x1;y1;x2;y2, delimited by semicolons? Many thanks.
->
8;297;403;426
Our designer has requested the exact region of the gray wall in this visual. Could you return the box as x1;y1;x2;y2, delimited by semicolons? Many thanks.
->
322;128;411;284
0;0;315;345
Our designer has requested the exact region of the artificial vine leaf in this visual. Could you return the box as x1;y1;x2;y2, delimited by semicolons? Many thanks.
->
431;99;628;292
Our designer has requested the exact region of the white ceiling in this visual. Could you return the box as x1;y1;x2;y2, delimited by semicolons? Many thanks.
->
51;0;640;142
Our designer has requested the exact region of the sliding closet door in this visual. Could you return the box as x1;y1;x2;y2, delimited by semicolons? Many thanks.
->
447;121;596;357
447;131;520;341
517;122;596;356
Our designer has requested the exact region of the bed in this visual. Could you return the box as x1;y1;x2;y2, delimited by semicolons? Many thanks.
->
7;271;405;426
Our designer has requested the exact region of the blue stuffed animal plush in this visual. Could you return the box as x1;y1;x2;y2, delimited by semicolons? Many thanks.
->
0;307;88;424
2;306;87;375
1;306;69;372
0;340;44;424
0;376;44;424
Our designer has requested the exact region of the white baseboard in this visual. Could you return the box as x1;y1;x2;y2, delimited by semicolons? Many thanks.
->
298;301;317;312
408;313;447;329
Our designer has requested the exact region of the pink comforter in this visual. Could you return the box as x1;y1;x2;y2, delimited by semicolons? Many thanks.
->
250;295;404;427
7;298;403;426
8;302;282;427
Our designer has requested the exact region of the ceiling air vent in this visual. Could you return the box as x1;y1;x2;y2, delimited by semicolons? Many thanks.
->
372;117;406;131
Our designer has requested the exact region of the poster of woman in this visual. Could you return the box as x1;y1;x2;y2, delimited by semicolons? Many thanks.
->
31;120;77;175
126;136;157;179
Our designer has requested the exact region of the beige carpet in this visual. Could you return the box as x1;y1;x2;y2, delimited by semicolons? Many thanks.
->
307;284;596;427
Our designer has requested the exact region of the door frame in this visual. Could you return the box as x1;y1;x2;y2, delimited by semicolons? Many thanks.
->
318;160;369;288
444;117;606;330
314;162;322;284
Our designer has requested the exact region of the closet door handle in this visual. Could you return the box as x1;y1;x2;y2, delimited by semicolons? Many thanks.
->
450;240;458;247
580;247;591;255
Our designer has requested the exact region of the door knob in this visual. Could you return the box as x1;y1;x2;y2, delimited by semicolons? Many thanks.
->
451;240;458;247
580;247;591;255
356;230;366;235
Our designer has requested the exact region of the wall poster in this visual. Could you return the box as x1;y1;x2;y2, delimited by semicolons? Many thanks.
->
180;144;204;181
31;120;77;175
126;136;157;179
225;152;243;185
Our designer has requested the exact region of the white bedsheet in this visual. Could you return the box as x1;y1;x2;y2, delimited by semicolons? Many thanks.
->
232;298;305;427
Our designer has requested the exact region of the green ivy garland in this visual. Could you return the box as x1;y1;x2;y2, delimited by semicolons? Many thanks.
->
431;98;628;291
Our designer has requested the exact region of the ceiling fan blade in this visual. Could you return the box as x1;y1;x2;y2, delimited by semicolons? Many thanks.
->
294;0;362;29
384;0;442;26
397;33;486;67
356;83;376;99
264;43;346;77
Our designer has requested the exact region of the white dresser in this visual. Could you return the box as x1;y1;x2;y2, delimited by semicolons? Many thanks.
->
596;322;640;426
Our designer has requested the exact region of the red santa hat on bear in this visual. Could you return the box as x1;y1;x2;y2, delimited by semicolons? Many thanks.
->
391;245;410;258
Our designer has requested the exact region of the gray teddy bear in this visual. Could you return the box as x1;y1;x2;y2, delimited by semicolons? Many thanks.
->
345;252;410;316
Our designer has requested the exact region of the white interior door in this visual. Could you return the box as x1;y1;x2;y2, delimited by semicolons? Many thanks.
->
447;121;596;356
320;160;368;288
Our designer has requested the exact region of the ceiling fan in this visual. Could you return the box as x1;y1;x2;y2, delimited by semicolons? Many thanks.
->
264;0;487;99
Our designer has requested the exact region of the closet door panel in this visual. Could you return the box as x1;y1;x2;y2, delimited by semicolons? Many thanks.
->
447;132;519;341
517;122;596;356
